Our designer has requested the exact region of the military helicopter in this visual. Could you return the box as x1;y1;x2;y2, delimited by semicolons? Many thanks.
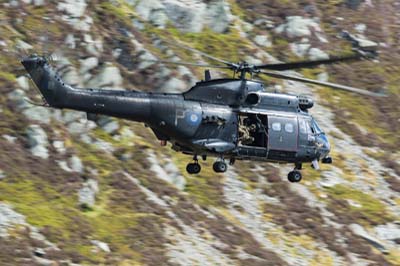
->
21;36;383;182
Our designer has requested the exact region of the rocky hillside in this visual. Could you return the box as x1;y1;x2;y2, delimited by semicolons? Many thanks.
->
0;0;399;265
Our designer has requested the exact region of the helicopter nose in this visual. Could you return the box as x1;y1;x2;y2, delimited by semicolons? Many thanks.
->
317;134;331;157
322;134;331;152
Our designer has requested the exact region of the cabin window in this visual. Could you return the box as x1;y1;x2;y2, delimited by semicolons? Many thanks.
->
285;123;294;133
272;122;281;132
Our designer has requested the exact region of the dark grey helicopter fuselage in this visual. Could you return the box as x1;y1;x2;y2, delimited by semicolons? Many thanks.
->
21;56;330;166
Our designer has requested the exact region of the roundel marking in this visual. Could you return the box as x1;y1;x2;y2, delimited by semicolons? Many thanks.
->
190;114;198;122
185;111;201;126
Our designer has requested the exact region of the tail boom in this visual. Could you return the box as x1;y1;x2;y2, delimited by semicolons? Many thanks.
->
21;55;151;122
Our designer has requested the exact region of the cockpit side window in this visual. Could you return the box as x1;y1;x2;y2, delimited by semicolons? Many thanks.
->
307;120;315;134
299;118;307;134
312;119;323;134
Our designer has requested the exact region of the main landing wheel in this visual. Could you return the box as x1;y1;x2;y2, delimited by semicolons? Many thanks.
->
213;161;227;173
288;170;302;183
186;163;201;174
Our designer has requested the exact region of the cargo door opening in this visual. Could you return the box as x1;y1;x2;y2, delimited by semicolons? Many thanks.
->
238;113;268;148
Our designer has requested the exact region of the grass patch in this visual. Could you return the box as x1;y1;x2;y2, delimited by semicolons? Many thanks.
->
97;0;135;26
326;184;393;225
0;178;74;235
146;24;252;68
184;175;225;207
0;71;16;83
169;150;225;207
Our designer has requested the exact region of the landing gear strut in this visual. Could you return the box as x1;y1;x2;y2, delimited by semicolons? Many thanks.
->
213;160;227;173
288;170;302;183
186;155;201;174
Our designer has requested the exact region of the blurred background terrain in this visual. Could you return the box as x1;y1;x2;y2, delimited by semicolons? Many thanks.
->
0;0;399;265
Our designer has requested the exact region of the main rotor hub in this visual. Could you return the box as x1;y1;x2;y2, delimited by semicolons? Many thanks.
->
233;62;260;79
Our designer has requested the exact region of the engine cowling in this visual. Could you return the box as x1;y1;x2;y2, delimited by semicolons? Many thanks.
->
298;95;314;111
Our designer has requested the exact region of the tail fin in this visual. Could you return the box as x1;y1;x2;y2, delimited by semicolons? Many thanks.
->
21;55;68;107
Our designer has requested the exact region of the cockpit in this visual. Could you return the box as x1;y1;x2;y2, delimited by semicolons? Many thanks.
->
310;117;330;158
310;118;324;135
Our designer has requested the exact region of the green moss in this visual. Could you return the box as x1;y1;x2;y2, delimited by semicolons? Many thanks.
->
148;25;251;66
90;206;165;264
74;142;117;177
168;151;225;207
16;6;63;37
227;0;246;20
0;178;73;233
0;72;16;82
184;175;224;207
386;249;400;266
98;1;134;26
91;127;119;145
326;184;393;225
0;176;104;263
266;36;292;59
91;212;139;244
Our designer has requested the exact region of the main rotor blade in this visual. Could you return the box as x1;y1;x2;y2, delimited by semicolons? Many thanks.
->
255;54;362;71
163;40;236;68
260;70;386;97
140;59;231;69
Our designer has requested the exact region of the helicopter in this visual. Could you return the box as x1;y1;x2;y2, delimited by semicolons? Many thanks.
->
20;36;384;183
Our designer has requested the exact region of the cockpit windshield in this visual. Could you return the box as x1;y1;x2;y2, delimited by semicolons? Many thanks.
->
311;119;323;134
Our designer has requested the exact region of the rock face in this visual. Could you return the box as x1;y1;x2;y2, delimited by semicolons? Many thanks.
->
16;76;29;90
206;0;233;33
135;0;168;28
8;89;29;110
163;77;187;92
53;140;66;154
69;155;84;173
80;57;99;74
0;169;5;179
350;224;388;253
7;88;54;124
97;117;120;134
0;203;26;237
23;107;53;124
375;223;400;241
78;179;99;208
57;0;87;18
26;125;49;159
254;35;272;47
87;64;123;88
308;47;329;60
133;0;232;33
148;151;186;190
275;16;322;38
91;240;111;253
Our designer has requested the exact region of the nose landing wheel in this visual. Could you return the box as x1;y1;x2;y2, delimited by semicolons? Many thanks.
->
288;170;302;183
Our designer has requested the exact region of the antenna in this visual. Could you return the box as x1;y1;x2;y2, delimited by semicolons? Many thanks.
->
205;70;211;81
